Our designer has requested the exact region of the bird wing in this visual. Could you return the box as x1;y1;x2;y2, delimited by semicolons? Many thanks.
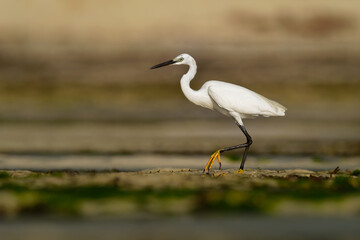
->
206;81;286;118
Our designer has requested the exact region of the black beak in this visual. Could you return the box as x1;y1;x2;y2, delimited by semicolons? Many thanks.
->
150;59;176;69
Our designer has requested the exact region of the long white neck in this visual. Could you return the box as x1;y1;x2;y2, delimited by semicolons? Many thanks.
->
180;58;202;105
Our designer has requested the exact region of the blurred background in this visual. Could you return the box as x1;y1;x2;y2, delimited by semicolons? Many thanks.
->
0;1;360;239
0;0;359;159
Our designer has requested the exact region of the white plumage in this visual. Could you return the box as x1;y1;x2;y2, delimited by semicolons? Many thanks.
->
204;80;285;118
151;53;286;172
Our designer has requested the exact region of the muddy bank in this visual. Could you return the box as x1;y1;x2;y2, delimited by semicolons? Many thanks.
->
0;168;359;218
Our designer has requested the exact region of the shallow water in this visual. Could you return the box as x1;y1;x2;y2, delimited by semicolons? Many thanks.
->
1;217;360;240
0;154;358;171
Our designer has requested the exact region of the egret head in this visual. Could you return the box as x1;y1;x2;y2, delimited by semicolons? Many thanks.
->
150;53;193;69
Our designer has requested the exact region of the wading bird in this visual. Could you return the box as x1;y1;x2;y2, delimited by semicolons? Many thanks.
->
151;54;286;173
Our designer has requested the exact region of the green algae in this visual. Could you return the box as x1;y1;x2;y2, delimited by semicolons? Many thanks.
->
0;170;359;217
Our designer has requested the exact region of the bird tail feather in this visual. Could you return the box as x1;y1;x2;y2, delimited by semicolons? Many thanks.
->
262;96;287;116
270;99;287;116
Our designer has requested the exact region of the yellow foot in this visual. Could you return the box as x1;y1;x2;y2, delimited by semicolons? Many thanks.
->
203;149;222;173
234;169;244;174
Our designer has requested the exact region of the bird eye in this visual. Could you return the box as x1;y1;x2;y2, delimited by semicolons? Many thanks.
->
178;57;184;62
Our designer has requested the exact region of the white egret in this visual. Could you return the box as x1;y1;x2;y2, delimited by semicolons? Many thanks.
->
151;53;286;173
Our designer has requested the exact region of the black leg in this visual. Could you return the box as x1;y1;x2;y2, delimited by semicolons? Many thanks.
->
203;122;252;173
220;122;252;170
